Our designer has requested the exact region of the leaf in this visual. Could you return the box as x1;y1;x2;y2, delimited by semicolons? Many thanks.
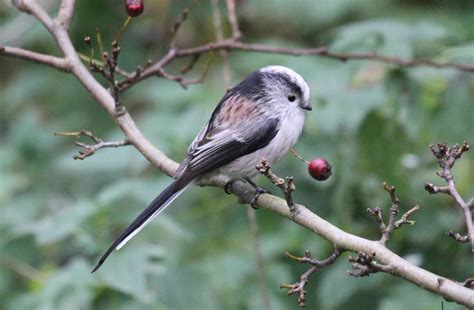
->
96;243;165;303
14;200;97;245
5;259;95;310
331;19;447;58
442;42;474;63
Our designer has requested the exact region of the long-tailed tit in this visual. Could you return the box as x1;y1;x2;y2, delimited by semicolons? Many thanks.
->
92;65;311;272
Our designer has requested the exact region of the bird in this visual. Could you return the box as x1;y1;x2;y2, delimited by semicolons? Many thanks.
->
91;65;312;272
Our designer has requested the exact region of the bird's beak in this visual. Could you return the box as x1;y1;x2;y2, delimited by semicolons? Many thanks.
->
301;102;312;111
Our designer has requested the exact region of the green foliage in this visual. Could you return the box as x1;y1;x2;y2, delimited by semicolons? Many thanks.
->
1;0;473;309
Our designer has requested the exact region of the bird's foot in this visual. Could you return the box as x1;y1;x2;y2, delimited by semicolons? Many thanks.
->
244;178;271;209
225;178;271;208
249;186;271;209
224;179;237;194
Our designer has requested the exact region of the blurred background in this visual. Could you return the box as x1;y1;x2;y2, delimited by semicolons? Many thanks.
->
1;0;473;309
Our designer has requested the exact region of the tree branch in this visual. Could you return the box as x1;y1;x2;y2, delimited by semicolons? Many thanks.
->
347;251;393;277
425;142;474;251
0;45;70;71
173;41;474;72
281;249;342;307
367;182;419;245
225;0;242;40
54;130;130;160
221;178;474;308
211;0;232;87
57;0;76;31
12;0;54;32
118;39;474;92
256;160;296;212
246;206;271;310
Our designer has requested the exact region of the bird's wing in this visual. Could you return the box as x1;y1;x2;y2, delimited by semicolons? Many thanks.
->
177;93;279;178
174;122;209;179
186;118;279;176
183;94;281;176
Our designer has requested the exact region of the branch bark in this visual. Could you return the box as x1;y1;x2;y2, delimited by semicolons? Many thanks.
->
0;45;70;71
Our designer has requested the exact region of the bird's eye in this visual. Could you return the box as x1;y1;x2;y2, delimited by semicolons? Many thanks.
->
287;95;296;102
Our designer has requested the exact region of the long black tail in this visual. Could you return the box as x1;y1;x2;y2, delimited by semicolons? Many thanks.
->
91;178;192;272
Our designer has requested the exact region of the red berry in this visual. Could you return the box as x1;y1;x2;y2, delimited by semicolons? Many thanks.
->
125;0;144;17
308;158;332;181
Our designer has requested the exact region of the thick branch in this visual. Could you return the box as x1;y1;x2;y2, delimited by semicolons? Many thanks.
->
12;0;54;32
0;45;70;72
220;178;474;308
57;0;76;31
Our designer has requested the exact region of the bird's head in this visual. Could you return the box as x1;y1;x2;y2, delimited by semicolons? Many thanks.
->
258;65;312;111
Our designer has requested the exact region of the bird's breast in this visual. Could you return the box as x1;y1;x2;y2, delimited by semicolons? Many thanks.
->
220;107;305;178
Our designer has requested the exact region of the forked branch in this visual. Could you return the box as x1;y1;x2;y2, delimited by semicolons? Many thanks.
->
367;182;419;245
55;130;130;160
425;142;473;251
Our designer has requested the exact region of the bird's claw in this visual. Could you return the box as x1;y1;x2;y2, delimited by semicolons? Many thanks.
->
225;178;270;208
224;180;235;194
250;186;271;209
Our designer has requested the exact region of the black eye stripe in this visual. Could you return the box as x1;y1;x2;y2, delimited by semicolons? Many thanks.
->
272;73;303;98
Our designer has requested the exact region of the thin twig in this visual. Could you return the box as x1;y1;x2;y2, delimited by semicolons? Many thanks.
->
0;254;45;284
170;8;189;49
446;231;469;243
120;39;474;92
155;64;210;89
256;159;296;212
55;130;130;160
382;182;400;244
281;249;342;307
173;41;474;71
211;0;231;87
225;0;241;40
460;277;474;289
347;252;392;277
394;206;420;228
367;207;387;235
367;182;419;245
426;142;473;251
290;148;309;164
180;54;201;74
246;207;271;310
